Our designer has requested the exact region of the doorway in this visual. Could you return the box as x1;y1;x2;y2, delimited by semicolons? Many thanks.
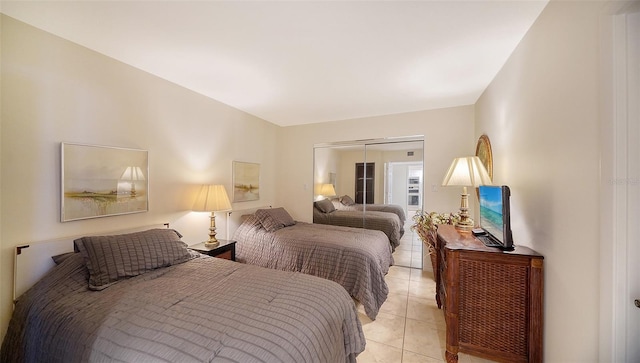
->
386;161;423;217
386;161;424;269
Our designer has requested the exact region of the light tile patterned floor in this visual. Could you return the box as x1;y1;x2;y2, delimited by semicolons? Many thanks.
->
355;225;497;363
393;219;423;269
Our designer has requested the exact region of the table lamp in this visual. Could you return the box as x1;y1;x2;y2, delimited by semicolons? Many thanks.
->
319;183;337;199
441;156;492;231
192;184;232;247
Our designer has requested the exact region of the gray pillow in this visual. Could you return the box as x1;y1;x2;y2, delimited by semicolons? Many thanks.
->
51;252;77;265
73;229;192;291
255;207;296;232
340;195;355;206
314;198;336;213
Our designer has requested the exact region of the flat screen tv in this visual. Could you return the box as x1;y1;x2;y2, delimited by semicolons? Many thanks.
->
476;185;514;250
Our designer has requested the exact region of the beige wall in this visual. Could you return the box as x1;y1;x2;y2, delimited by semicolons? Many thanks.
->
278;106;475;222
475;1;613;361
0;15;280;339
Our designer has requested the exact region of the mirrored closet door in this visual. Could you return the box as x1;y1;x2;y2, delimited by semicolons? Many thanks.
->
313;136;424;268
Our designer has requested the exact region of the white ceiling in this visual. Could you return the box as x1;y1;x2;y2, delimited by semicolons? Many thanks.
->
1;1;548;127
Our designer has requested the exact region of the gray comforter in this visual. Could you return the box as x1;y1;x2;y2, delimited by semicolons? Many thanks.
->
1;253;365;363
234;219;393;320
313;208;403;250
331;200;406;225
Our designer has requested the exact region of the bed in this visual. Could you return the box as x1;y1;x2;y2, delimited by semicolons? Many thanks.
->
1;227;366;363
330;195;406;225
233;207;393;321
313;198;403;250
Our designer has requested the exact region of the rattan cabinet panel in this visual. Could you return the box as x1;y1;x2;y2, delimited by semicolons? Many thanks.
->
436;225;544;363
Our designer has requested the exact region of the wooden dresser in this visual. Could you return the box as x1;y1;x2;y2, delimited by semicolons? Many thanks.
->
435;225;544;363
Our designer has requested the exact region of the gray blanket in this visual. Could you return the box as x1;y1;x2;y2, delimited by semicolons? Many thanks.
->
313;209;403;250
331;200;406;225
234;219;393;320
1;253;365;363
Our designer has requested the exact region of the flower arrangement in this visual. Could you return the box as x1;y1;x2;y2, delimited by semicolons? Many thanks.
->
411;211;466;255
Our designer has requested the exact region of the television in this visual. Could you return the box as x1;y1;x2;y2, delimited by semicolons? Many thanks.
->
476;185;514;250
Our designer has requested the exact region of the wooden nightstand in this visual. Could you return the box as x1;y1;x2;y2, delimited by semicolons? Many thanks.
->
189;240;236;261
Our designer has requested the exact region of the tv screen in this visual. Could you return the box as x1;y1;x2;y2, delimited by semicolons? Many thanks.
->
478;185;513;250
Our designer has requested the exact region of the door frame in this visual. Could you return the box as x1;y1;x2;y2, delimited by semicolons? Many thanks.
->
600;4;640;362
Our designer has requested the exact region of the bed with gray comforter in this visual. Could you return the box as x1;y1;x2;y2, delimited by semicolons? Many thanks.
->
313;199;403;251
234;208;393;320
330;195;406;225
1;229;365;363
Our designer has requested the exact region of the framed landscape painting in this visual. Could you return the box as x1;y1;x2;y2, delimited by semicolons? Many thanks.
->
61;143;149;222
233;161;260;202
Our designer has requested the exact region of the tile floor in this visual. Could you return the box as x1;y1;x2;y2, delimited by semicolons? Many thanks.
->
393;219;423;269
355;223;495;363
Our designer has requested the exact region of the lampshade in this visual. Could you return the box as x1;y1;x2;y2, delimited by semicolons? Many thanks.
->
441;156;492;187
192;184;232;212
442;156;491;232
319;183;337;197
121;166;145;181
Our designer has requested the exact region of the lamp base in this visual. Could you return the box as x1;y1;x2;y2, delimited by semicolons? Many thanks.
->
203;211;220;248
454;220;475;232
204;240;220;248
455;186;474;232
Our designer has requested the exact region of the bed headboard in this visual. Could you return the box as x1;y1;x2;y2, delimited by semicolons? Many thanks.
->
228;205;272;238
13;223;170;302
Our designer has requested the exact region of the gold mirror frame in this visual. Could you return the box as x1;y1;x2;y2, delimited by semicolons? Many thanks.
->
475;134;493;181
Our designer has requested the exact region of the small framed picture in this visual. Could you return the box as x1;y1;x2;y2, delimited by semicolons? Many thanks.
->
232;161;260;202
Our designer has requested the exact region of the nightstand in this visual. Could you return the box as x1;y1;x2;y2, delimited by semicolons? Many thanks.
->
189;239;236;261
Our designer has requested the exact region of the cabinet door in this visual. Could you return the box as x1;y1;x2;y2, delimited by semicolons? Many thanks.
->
458;257;529;358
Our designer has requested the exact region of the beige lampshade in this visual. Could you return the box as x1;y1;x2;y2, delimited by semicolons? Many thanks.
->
319;183;337;197
192;184;232;212
442;156;492;187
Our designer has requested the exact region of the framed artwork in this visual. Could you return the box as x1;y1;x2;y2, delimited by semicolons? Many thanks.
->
475;134;494;181
61;143;148;222
233;161;260;202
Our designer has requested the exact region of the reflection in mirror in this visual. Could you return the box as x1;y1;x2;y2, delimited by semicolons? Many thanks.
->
313;137;424;268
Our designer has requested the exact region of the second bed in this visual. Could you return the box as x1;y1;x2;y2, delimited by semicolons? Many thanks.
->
233;207;394;320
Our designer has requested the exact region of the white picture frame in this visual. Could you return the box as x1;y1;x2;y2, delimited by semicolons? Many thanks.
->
232;161;260;202
61;142;149;222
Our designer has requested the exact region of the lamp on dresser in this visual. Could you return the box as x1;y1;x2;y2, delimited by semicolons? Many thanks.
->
441;156;492;231
192;184;232;247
